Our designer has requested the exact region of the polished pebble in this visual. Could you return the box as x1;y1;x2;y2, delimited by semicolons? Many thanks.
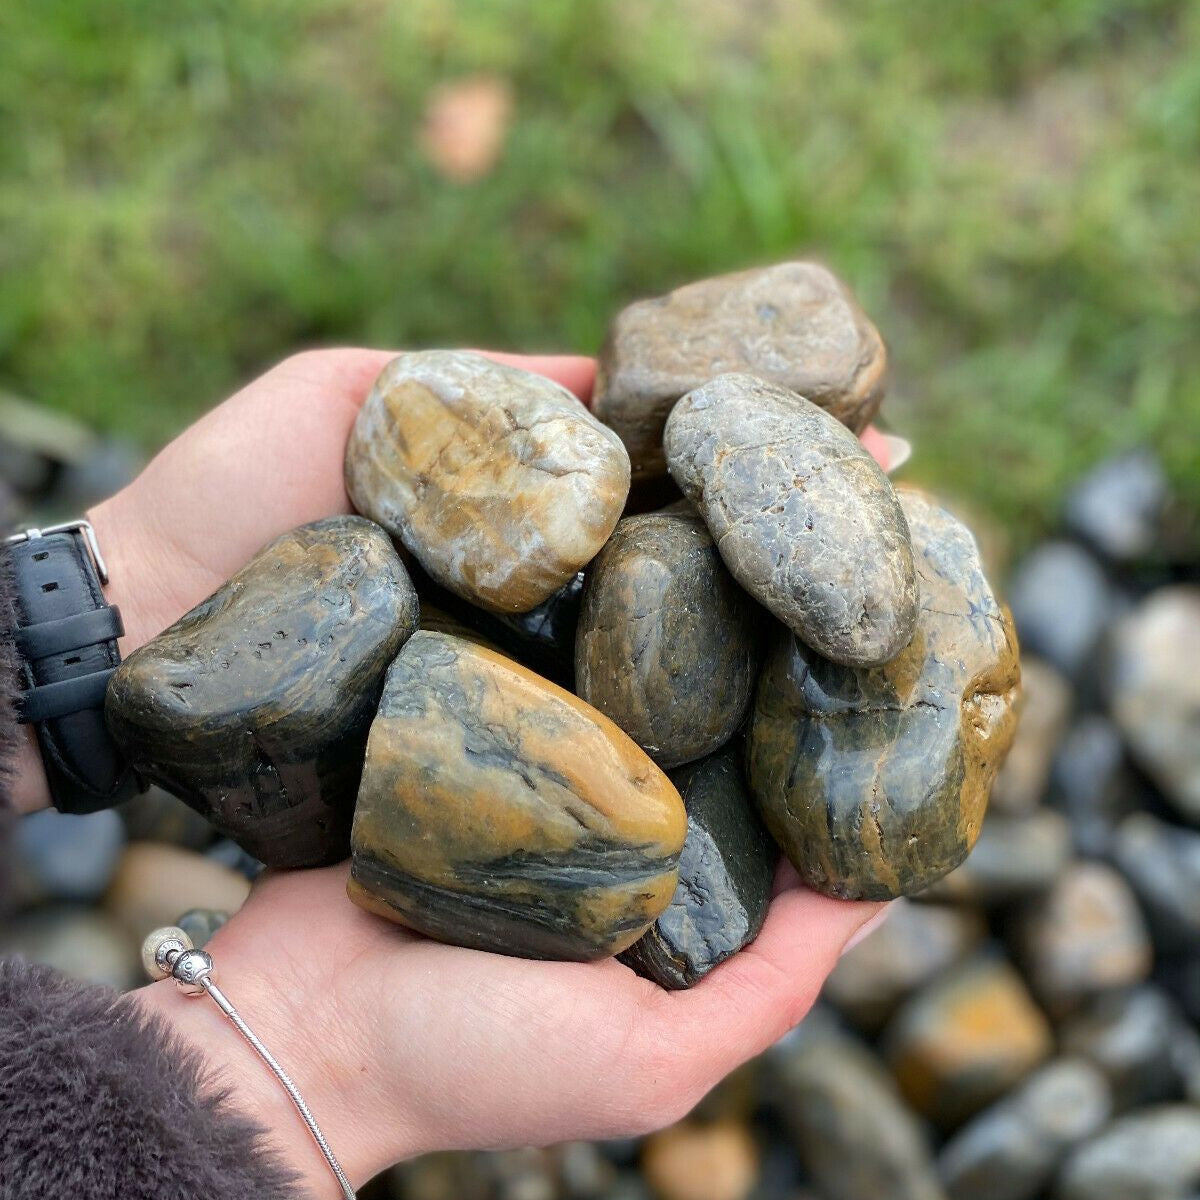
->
594;261;886;483
11;807;125;905
620;750;775;989
1061;985;1200;1111
1113;813;1200;954
1054;1106;1200;1200
770;1018;945;1200
883;953;1054;1129
938;1058;1111;1200
1048;715;1136;859
747;487;1020;900
1012;862;1152;1018
175;907;229;949
349;631;686;961
640;1120;759;1200
0;905;141;992
1107;586;1200;822
576;507;761;767
345;350;630;613
665;374;917;666
1006;541;1115;683
106;516;418;868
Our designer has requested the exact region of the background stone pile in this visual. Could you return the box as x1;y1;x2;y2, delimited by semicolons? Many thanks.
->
2;412;1198;1199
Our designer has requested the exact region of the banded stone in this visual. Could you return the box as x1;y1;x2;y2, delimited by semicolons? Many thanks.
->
349;631;686;961
746;488;1020;900
345;350;630;614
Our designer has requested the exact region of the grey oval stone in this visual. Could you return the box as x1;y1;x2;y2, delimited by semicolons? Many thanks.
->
345;350;630;614
1054;1106;1200;1200
938;1058;1112;1200
575;506;761;767
664;373;917;666
769;1022;944;1200
106;516;419;868
594;262;887;482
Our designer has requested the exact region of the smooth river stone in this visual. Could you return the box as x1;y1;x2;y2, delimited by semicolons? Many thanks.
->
664;374;917;666
1011;862;1152;1018
1106;585;1200;822
594;262;887;482
576;508;761;767
349;631;686;961
345;350;630;614
746;488;1020;900
938;1058;1112;1200
769;1019;945;1200
883;953;1054;1130
106;517;418;867
1054;1106;1200;1200
620;750;775;989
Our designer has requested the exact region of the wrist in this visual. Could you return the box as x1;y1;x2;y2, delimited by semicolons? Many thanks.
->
5;495;161;814
132;960;421;1195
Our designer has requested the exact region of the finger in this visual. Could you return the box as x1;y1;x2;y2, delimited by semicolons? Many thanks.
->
651;890;885;1078
859;424;890;469
269;347;596;410
472;351;597;404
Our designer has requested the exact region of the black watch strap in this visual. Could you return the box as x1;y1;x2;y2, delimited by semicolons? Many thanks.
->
5;521;138;813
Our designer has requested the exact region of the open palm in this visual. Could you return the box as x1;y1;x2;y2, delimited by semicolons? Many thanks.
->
106;348;884;1197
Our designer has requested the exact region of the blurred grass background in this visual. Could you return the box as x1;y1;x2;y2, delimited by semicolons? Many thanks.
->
1;0;1198;541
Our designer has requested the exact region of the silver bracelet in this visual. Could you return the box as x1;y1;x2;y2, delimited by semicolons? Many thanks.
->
143;926;356;1199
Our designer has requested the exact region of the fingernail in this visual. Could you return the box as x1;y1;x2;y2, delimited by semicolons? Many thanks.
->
883;436;912;475
841;903;892;955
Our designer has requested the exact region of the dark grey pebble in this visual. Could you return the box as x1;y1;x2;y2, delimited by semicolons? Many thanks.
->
620;749;775;989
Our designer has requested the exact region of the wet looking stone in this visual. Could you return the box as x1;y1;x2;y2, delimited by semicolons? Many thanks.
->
594;261;887;483
665;373;917;667
349;631;686;961
746;488;1020;900
620;749;775;989
106;517;419;867
576;506;761;768
345;350;630;614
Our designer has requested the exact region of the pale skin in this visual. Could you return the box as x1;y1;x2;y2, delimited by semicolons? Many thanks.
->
11;349;888;1197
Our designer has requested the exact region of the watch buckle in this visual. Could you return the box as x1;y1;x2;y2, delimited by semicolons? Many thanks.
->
5;519;110;585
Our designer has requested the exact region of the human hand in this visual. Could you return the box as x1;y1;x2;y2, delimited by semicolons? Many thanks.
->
14;347;889;1195
136;861;882;1196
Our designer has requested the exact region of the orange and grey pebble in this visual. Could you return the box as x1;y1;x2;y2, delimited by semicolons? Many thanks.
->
345;350;630;614
349;631;686;961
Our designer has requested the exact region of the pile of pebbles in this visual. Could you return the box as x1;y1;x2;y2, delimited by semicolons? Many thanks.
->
100;262;1018;979
3;264;1197;1199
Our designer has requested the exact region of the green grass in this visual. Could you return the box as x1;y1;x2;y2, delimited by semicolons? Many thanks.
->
1;0;1198;546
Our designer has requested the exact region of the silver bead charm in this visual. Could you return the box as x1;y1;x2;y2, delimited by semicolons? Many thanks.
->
141;924;355;1197
141;926;193;981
